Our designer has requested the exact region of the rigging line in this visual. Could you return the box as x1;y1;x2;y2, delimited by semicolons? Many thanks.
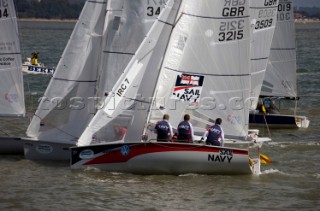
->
164;67;250;77
33;114;79;139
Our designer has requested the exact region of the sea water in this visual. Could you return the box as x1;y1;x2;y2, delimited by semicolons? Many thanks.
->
0;21;319;210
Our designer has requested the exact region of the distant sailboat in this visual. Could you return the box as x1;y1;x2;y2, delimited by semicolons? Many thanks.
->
22;0;165;160
0;0;25;154
249;0;310;128
71;0;268;175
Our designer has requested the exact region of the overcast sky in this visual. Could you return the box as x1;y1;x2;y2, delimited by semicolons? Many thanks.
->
293;0;320;7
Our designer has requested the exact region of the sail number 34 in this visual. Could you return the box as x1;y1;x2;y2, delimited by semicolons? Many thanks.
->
0;0;9;18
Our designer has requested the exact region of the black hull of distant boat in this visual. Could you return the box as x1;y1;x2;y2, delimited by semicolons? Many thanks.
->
249;113;309;128
0;137;24;154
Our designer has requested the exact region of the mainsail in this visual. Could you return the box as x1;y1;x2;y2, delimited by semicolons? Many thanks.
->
249;0;278;109
0;0;25;117
149;0;252;140
260;0;297;98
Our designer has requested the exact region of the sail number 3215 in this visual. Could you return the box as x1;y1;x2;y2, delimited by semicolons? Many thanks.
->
218;20;244;42
219;0;246;42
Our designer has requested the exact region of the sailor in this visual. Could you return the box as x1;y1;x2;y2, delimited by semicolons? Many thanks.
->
113;124;127;141
31;51;39;65
154;114;173;142
201;118;224;146
177;114;194;143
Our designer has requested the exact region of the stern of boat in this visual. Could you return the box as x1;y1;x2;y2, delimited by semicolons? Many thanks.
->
295;116;310;128
250;158;261;175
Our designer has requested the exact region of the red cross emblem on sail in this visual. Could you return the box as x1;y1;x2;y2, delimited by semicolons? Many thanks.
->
180;75;200;86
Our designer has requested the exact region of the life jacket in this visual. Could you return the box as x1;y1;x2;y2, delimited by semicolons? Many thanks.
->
155;120;171;141
177;121;192;141
206;124;222;143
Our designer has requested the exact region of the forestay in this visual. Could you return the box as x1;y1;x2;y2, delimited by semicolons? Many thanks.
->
148;0;252;140
26;1;107;143
260;0;297;98
249;0;278;109
77;0;182;146
0;0;25;117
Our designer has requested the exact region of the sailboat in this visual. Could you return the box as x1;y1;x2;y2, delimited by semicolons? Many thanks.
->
70;0;268;175
249;0;310;128
22;0;166;161
0;0;25;154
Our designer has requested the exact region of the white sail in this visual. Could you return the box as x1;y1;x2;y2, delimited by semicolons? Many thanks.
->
0;0;25;117
26;1;107;143
260;0;297;98
77;0;182;146
26;0;165;144
149;0;251;139
249;0;278;109
97;0;166;98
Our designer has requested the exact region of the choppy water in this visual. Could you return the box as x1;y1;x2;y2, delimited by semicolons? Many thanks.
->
0;21;319;210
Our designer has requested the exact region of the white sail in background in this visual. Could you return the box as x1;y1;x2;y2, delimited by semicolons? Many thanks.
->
0;0;25;117
77;0;181;146
260;0;297;98
149;0;251;139
249;0;278;109
26;1;107;143
97;0;166;98
26;0;164;144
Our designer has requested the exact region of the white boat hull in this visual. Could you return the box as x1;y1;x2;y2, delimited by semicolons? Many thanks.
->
22;65;55;75
71;142;257;175
22;138;74;161
0;137;23;154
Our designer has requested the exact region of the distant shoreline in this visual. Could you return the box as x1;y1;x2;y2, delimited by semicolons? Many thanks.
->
18;18;78;23
295;19;320;23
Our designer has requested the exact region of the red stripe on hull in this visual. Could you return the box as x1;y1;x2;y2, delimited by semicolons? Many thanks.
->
84;143;248;165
